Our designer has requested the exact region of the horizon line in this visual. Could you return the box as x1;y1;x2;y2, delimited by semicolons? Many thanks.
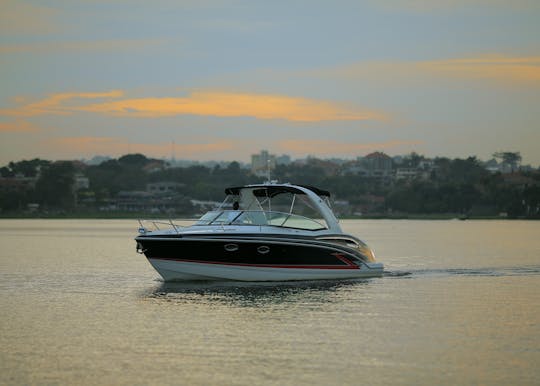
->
3;150;537;168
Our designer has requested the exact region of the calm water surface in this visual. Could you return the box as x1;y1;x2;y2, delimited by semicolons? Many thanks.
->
1;219;539;385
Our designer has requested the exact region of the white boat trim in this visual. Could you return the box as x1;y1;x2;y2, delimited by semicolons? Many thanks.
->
149;258;383;282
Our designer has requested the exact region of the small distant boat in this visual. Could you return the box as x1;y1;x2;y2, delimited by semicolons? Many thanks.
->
135;183;384;281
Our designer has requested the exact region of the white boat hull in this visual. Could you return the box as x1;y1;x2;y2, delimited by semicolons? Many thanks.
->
148;258;384;282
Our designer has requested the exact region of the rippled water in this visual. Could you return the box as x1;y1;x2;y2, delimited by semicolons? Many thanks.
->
1;219;539;385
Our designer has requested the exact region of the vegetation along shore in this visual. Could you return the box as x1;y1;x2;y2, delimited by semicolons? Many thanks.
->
1;151;538;219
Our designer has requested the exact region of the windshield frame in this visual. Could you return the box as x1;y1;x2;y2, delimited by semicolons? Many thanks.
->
194;209;328;231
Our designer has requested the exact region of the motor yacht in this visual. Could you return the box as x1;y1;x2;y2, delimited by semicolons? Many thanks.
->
135;183;384;281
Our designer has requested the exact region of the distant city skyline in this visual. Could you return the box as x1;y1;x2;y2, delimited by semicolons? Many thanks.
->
9;146;539;168
72;149;536;170
1;1;539;166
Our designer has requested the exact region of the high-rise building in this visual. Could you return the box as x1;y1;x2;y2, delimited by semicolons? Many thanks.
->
251;150;276;178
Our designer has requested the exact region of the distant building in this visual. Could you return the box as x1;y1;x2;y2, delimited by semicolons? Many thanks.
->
396;168;420;180
109;181;187;213
305;158;341;176
395;159;434;181
27;203;40;212
392;155;404;165
275;154;291;166
146;181;184;194
418;159;435;171
362;151;393;178
115;191;154;212
114;189;186;213
74;173;90;190
251;150;276;177
340;160;368;177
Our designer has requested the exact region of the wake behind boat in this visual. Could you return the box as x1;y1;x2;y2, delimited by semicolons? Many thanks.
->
135;182;384;281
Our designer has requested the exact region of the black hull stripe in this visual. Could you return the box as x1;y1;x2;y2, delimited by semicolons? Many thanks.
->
137;236;364;261
138;235;367;267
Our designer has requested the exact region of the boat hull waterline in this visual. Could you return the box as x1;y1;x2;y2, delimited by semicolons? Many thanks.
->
148;258;384;281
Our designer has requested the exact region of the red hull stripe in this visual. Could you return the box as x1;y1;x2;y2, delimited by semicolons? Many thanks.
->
331;252;358;267
150;257;361;270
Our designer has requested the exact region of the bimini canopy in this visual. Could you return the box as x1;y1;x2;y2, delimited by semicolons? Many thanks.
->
224;184;330;198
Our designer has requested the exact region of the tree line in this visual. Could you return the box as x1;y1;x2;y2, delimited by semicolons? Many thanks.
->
1;153;539;218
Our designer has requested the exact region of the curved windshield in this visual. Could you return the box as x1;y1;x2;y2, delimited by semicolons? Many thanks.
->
195;210;327;231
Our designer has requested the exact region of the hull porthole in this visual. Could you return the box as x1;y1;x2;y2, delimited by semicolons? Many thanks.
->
224;243;239;252
257;245;270;255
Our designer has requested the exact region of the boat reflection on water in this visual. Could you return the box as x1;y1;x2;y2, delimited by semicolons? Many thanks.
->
144;277;376;307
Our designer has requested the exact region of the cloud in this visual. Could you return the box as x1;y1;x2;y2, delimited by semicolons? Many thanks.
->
310;54;540;86
278;139;424;157
79;91;386;122
418;55;540;83
2;90;388;122
0;120;40;133
0;90;124;117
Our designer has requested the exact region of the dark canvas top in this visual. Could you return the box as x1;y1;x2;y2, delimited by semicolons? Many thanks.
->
224;184;330;198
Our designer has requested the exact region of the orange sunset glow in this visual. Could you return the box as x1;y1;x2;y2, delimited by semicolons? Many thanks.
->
2;90;384;122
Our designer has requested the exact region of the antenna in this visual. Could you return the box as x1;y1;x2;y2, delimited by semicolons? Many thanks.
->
266;159;271;183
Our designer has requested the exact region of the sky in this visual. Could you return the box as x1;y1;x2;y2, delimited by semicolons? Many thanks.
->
1;0;539;166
